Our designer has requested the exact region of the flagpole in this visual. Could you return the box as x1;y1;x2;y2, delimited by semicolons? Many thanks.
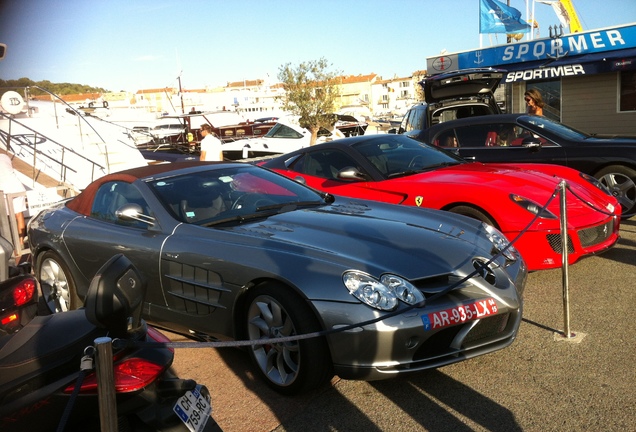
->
531;0;536;40
479;0;482;48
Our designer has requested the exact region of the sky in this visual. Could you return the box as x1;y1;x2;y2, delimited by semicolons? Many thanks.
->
0;0;635;92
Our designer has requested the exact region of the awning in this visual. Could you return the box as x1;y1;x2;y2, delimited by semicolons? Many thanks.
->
503;48;636;82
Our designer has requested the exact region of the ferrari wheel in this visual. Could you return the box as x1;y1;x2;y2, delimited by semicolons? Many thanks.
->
37;250;81;313
596;165;636;218
245;283;332;395
449;205;497;228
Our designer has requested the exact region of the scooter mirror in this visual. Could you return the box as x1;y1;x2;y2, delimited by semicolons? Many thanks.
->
84;254;147;336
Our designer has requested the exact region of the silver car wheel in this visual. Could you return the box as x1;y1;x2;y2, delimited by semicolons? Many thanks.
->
245;284;333;394
247;294;300;387
38;253;76;313
598;170;636;215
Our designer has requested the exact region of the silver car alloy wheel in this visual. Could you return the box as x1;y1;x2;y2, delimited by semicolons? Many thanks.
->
39;256;71;313
247;294;300;387
599;172;636;214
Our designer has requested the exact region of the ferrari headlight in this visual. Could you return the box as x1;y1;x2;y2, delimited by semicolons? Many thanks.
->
509;194;557;219
580;172;611;195
343;271;424;311
483;223;517;261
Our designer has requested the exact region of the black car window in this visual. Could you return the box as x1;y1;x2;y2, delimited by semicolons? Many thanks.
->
353;137;463;177
454;125;493;147
90;181;149;228
431;105;493;127
409;108;424;131
434;130;459;148
451;123;552;148
291;150;363;180
491;124;552;147
401;108;420;133
520;115;587;141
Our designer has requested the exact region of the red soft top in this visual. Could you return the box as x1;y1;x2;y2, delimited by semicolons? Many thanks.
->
65;161;220;216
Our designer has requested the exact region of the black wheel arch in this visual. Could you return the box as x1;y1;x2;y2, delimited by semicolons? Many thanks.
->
442;203;499;229
232;277;329;343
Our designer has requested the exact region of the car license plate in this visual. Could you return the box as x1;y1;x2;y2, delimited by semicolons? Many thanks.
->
173;385;211;432
421;298;498;331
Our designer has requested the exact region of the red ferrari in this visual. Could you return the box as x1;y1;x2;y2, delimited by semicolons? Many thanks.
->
262;134;621;271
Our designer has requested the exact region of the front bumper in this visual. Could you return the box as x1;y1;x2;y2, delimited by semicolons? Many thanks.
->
505;215;619;271
313;259;525;381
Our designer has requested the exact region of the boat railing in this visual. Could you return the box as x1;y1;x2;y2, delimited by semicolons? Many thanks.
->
0;112;104;188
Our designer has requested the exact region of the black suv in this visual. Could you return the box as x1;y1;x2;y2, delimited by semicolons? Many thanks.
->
398;68;505;139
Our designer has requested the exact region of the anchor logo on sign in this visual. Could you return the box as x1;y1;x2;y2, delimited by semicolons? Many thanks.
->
474;51;484;65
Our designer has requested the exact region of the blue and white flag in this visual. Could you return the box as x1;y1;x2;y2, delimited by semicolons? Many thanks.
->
480;0;531;34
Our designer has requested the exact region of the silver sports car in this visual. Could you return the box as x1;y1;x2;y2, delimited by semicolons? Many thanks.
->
28;161;527;394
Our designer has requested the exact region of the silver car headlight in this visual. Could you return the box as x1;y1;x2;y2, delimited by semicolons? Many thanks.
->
483;223;518;261
380;274;425;305
343;271;424;311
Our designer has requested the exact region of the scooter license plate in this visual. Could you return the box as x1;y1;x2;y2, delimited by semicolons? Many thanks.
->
173;385;212;432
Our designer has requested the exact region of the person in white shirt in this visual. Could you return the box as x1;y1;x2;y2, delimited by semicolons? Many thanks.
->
199;124;223;161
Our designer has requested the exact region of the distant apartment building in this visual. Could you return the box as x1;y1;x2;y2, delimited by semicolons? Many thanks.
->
371;71;426;117
94;70;429;120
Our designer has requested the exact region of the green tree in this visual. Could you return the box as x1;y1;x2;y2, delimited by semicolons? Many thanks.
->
0;78;108;97
412;71;427;102
277;58;341;145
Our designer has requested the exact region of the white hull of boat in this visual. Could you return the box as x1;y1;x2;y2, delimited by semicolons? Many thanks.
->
1;97;147;191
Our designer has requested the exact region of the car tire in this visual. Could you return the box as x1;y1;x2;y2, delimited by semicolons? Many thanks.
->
448;205;498;228
36;250;81;313
245;283;332;395
595;165;636;219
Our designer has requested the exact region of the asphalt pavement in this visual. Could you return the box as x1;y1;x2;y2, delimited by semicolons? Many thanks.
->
167;218;636;432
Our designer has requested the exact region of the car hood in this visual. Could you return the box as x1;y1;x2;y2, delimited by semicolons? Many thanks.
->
383;162;617;220
421;68;505;103
391;162;565;192
207;200;508;280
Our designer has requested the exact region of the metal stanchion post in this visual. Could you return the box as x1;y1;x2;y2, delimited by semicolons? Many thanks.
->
94;337;118;432
554;181;587;344
559;181;572;339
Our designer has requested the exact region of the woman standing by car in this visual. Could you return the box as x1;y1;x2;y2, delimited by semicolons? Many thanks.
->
524;89;544;116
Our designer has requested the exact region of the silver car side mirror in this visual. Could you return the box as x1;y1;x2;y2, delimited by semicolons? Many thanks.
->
116;203;156;226
338;167;369;181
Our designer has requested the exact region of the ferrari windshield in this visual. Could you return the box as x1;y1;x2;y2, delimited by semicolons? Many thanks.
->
147;165;325;225
353;136;464;178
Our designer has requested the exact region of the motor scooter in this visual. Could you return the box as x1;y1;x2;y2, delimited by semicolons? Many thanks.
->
0;235;38;336
0;252;222;431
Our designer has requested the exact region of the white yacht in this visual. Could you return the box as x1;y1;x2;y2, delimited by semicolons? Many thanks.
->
0;88;148;193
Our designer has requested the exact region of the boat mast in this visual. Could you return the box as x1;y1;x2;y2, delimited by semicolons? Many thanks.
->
177;75;185;114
